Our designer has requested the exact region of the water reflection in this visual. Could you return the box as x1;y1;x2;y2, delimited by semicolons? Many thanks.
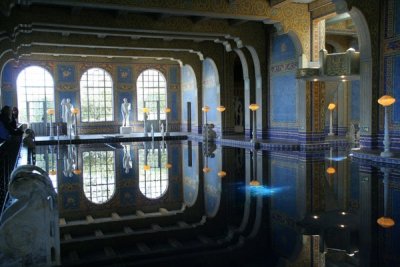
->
30;142;400;266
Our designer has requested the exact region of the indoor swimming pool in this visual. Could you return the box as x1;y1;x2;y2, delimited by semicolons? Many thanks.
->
30;140;399;267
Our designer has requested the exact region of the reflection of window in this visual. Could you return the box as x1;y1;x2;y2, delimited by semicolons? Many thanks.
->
83;151;115;204
137;69;167;121
16;66;55;123
139;147;168;199
80;68;113;122
35;146;57;192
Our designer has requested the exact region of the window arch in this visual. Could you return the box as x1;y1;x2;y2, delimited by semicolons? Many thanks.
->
16;66;55;124
136;69;167;121
139;145;169;199
80;68;113;122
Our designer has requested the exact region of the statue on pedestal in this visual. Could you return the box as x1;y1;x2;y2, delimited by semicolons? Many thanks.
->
121;98;131;127
61;98;73;135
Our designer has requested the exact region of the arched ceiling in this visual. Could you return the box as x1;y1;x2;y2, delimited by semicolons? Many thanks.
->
0;0;327;65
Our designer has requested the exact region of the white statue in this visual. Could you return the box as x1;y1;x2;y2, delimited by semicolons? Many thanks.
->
160;122;165;140
61;98;74;135
123;145;132;174
121;98;131;127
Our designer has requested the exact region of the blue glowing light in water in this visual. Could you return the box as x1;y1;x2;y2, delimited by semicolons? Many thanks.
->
236;183;288;197
326;156;347;161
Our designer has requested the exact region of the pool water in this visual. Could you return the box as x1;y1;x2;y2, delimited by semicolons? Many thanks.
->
33;140;399;267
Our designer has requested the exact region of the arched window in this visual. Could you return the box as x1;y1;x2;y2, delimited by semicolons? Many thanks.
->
139;145;168;199
80;68;113;122
16;66;54;123
136;69;167;121
83;150;115;204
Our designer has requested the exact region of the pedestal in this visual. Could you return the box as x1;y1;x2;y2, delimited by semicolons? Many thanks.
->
120;126;132;134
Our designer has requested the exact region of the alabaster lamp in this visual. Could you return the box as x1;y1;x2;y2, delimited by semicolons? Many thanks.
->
249;104;259;142
328;103;336;136
164;107;171;135
216;106;226;139
142;107;150;136
71;108;79;136
47;108;55;137
202;106;210;126
378;95;396;157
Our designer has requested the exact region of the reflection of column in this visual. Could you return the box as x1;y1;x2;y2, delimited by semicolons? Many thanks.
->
377;168;395;228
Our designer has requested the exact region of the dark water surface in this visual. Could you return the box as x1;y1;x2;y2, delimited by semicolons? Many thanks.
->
33;140;399;267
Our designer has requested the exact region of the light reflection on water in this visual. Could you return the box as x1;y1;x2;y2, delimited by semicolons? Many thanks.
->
245;185;288;197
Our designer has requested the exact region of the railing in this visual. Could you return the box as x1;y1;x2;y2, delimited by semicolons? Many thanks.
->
0;136;22;215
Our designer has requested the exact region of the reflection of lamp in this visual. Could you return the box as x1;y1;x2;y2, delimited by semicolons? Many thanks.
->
326;147;336;175
326;167;336;175
249;149;259;186
71;108;79;136
72;144;81;175
142;107;150;136
217;171;226;178
165;163;172;169
378;95;396;157
49;145;57;175
164;107;171;136
377;168;395;228
249;180;260;187
47;108;55;137
328;103;336;136
216;106;226;139
249;104;259;142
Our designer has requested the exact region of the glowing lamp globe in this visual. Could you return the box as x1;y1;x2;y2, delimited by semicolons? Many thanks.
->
216;106;226;112
143;165;151;171
71;108;79;114
326;167;336;175
249;180;260;186
328;103;336;110
377;217;395;228
72;169;81;175
164;107;171;113
142;107;150;113
202;167;211;173
165;163;172;169
249;104;259;111
378;95;396;107
202;106;210;112
47;108;55;115
217;171;226;178
49;170;57;176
